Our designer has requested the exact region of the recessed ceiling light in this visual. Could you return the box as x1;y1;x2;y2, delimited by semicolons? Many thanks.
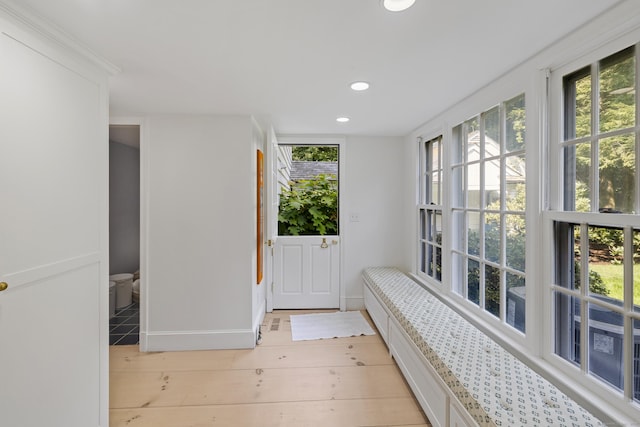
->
382;0;415;12
336;117;350;123
350;81;370;91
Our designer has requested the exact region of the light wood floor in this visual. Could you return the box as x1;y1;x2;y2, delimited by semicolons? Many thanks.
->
110;310;431;427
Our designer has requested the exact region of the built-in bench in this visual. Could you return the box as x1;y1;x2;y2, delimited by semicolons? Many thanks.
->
363;267;604;427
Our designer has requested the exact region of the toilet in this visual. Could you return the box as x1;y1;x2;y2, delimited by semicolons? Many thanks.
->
110;273;133;309
132;278;140;303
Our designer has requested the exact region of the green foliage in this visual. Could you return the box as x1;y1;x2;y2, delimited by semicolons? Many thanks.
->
573;259;609;296
506;94;526;150
292;146;338;162
573;54;636;213
278;174;338;236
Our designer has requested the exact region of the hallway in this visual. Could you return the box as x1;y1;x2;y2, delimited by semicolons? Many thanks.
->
109;310;430;426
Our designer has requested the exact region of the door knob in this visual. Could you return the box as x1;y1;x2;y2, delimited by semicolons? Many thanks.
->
320;238;328;249
0;282;8;292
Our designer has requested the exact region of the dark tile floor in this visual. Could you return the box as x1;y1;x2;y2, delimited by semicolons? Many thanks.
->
110;302;139;345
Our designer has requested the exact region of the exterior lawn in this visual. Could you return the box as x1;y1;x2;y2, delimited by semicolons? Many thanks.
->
589;263;640;304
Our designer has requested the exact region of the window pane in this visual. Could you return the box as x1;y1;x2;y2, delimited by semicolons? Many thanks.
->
505;155;526;208
485;265;500;318
600;52;635;133
467;162;481;208
278;145;339;236
506;273;525;333
467;117;480;162
452;210;465;249
554;222;579;290
506;93;526;152
506;214;526;272
433;212;442;244
468;259;480;305
452;125;464;164
483;106;500;158
466;117;479;144
426;243;434;276
467;212;481;256
574;227;583;291
588;226;623;301
484;213;500;264
484;158;501;209
420;242;426;273
599;134;635;214
567;72;592;140
553;291;580;367
431;170;440;205
419;209;426;240
564;143;591;211
588;302;624;393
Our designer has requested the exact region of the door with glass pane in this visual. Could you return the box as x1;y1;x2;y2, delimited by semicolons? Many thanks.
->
272;144;340;309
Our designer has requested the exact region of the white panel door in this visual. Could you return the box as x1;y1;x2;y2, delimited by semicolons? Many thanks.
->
0;24;107;427
273;236;340;308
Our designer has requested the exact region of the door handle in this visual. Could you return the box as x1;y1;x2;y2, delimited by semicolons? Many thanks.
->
320;238;328;249
0;282;8;292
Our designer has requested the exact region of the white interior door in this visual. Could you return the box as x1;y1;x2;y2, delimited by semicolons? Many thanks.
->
0;20;108;427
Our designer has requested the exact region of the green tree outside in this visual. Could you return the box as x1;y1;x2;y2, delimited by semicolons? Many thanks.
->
278;146;339;236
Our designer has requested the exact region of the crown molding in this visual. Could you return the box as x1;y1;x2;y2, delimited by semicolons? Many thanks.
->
0;0;120;75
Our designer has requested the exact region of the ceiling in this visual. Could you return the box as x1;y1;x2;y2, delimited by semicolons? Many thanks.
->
11;0;622;137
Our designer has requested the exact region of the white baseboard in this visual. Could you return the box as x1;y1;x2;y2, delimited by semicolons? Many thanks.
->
142;328;255;351
253;298;266;343
344;296;365;311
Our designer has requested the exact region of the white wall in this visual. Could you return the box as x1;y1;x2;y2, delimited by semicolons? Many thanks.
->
143;115;258;350
109;140;140;275
343;136;408;310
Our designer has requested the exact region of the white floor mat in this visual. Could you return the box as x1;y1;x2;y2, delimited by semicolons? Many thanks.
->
290;311;376;341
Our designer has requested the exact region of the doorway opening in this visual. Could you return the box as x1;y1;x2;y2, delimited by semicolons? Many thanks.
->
108;124;141;345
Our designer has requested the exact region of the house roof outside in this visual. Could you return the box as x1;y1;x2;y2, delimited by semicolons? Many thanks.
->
290;161;338;181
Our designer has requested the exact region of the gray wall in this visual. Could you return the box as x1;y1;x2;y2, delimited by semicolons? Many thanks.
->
109;140;140;275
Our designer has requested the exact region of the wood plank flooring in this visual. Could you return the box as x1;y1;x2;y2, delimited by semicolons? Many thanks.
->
110;310;431;427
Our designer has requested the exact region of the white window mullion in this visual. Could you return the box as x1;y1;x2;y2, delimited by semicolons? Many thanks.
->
580;222;589;374
623;226;634;400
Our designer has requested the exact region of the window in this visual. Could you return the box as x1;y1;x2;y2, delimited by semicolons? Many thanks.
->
277;145;339;236
451;94;526;333
418;136;443;282
553;45;640;402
